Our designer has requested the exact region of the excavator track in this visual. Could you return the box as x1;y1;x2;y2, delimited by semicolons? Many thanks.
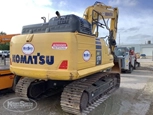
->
15;77;35;98
60;72;120;115
15;77;71;100
15;72;120;115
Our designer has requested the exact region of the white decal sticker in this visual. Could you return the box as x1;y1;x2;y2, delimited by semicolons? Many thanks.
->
83;50;91;61
22;43;34;55
52;42;67;50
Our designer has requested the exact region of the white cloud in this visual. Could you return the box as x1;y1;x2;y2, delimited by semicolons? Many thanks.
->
32;0;52;6
0;0;83;34
0;0;53;34
1;0;152;45
109;0;138;7
107;1;153;44
117;10;153;40
59;1;67;7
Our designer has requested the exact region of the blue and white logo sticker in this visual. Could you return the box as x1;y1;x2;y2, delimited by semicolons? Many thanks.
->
22;43;35;55
83;50;91;61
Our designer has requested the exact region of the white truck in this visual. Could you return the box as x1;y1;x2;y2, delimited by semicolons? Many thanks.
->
1;50;9;58
114;47;138;73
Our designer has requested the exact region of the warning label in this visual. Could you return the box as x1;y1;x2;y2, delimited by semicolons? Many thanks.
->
52;42;68;50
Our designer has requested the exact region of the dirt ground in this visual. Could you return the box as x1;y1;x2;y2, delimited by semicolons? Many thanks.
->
0;58;153;115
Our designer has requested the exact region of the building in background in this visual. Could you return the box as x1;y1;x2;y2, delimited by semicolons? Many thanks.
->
118;40;153;56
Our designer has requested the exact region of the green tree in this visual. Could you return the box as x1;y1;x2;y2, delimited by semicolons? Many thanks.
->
0;31;6;35
0;44;9;50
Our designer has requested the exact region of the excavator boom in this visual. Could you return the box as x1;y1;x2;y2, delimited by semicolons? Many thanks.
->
83;1;120;72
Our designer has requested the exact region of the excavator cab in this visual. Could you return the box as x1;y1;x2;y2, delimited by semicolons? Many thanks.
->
88;8;121;73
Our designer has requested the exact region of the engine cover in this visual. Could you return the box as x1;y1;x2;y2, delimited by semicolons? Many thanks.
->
21;14;92;35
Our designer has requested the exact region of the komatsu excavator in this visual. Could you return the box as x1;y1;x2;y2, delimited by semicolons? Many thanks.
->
10;1;121;115
0;34;19;91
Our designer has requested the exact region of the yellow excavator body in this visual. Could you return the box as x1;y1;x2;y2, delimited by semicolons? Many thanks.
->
10;32;114;80
9;1;121;114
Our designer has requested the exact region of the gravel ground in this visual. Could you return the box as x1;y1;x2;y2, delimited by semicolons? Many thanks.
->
0;58;152;115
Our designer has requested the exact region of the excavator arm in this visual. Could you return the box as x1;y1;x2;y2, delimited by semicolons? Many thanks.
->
83;1;121;72
83;1;118;53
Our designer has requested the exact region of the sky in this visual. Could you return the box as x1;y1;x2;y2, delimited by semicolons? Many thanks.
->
0;0;153;45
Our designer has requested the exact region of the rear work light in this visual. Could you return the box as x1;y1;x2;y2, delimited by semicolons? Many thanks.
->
59;60;68;69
